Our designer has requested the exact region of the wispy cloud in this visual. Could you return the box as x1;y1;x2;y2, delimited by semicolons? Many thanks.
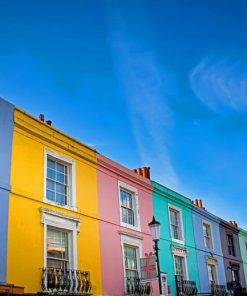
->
190;56;247;113
108;21;179;187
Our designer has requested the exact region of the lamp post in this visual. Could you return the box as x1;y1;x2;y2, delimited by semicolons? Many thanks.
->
149;216;162;295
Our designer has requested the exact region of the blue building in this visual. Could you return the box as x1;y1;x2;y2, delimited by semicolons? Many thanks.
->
0;98;14;283
192;199;226;293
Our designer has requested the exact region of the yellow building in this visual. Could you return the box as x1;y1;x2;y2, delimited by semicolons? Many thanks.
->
6;104;102;295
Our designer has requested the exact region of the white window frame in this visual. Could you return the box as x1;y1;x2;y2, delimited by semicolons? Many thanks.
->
207;264;218;285
44;149;76;210
118;181;140;231
120;234;143;293
47;227;70;269
173;253;188;280
168;204;184;244
40;207;80;270
202;220;214;250
231;268;240;282
206;256;219;285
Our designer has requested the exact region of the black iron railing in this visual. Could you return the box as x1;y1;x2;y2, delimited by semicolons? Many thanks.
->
41;268;91;293
227;282;247;296
211;284;227;296
175;275;198;296
125;276;152;295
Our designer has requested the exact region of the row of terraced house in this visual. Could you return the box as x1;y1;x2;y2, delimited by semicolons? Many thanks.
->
0;97;247;296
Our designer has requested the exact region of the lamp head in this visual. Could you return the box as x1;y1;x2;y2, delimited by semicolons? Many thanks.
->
148;216;160;242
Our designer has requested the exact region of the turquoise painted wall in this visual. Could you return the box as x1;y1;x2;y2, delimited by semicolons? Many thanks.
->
239;229;247;285
152;181;200;296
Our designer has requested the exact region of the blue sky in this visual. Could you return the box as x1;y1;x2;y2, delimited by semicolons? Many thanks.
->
0;0;247;228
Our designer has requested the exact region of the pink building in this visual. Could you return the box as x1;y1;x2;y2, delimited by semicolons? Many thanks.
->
97;154;159;296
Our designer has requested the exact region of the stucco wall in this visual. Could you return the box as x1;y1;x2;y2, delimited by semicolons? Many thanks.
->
97;155;159;296
7;109;102;294
0;98;14;283
219;222;246;288
192;208;226;292
152;181;200;296
239;230;247;285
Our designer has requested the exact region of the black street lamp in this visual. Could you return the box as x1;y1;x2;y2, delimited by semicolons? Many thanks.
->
149;216;162;295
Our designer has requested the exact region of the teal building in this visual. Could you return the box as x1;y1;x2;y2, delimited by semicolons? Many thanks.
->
238;228;247;285
152;181;200;296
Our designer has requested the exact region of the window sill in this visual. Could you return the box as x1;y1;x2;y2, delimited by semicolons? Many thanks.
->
172;238;185;245
120;222;141;232
43;198;77;212
204;246;214;251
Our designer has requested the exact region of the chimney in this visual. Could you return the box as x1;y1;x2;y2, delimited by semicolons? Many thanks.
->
133;167;150;179
193;199;205;209
39;114;45;122
229;220;238;227
46;120;52;126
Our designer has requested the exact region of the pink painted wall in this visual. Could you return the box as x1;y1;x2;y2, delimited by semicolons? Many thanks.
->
97;154;159;296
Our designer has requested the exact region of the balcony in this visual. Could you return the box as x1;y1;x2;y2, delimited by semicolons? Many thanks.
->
41;268;92;295
125;276;152;295
175;275;198;296
210;284;227;296
227;281;247;296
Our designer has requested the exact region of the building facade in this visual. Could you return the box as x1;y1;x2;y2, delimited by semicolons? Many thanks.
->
238;228;247;285
3;100;102;294
152;181;200;296
192;199;226;293
0;98;14;284
97;155;159;295
2;97;247;296
219;220;246;290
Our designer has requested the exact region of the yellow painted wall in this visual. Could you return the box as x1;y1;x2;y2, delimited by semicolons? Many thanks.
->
7;109;102;295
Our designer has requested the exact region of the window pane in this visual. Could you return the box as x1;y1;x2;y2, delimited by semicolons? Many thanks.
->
56;172;65;183
47;258;67;269
121;190;133;209
170;208;182;240
47;179;55;191
122;208;128;223
122;207;134;225
121;190;128;207
56;183;66;194
56;162;65;173
120;189;135;226
47;159;55;169
124;245;138;279
175;256;184;277
203;224;212;248
47;229;68;269
46;157;69;206
47;190;55;201
56;193;65;204
47;168;56;180
208;264;217;284
126;270;138;279
227;235;235;256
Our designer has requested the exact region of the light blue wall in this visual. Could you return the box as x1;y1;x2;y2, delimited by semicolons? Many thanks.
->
193;207;226;292
0;97;14;283
152;181;200;296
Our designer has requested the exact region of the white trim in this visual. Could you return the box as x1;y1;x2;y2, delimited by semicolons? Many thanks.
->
206;256;219;285
168;204;185;244
173;251;189;280
44;148;76;210
202;219;214;250
120;234;143;292
40;208;80;269
118;230;143;240
118;180;141;231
